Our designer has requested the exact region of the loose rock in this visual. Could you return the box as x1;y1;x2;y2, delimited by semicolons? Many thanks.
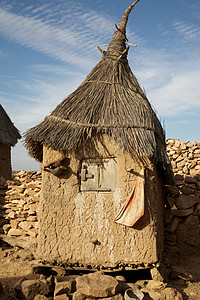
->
20;279;53;300
146;280;167;290
76;272;119;298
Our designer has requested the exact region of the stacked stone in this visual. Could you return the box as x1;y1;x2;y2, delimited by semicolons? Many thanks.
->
164;139;200;258
0;177;7;231
1;170;41;242
166;139;200;177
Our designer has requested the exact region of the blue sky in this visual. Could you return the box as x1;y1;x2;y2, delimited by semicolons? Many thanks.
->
0;0;199;171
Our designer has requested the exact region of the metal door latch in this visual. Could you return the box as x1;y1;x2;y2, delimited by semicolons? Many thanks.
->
80;165;94;181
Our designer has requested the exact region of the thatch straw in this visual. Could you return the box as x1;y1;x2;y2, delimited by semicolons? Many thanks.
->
107;0;140;55
24;1;174;184
0;105;21;146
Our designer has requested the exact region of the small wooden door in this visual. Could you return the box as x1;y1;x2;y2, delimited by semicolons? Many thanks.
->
80;158;117;192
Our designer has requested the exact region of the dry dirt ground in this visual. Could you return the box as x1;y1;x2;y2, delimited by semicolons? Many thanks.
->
0;240;200;300
169;254;200;299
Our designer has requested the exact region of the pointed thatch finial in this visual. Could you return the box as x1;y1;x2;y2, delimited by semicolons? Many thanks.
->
106;0;140;58
24;0;174;184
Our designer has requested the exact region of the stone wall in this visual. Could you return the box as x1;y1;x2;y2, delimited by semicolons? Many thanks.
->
166;139;200;177
0;170;41;242
164;139;200;258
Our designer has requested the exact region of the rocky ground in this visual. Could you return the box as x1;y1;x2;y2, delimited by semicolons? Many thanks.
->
0;238;200;299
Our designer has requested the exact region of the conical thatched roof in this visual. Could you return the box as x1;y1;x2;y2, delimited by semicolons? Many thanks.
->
0;105;21;146
24;0;174;184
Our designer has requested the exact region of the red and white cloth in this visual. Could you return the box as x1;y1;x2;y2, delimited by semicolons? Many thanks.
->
115;168;145;227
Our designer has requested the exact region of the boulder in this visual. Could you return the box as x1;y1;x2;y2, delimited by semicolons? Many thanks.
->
175;195;199;210
0;234;34;251
148;290;161;300
173;208;193;217
145;280;167;291
76;272;119;298
115;276;126;283
7;228;23;236
19;221;32;231
147;291;161;300
54;276;77;296
54;294;69;300
22;279;52;300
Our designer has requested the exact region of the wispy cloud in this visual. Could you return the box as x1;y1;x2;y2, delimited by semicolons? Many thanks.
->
0;1;114;69
28;64;84;77
0;49;10;58
0;65;87;132
173;21;200;41
135;56;200;117
1;0;199;120
0;0;200;170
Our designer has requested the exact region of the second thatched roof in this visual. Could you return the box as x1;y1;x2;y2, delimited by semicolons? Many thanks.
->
0;105;21;146
24;0;174;184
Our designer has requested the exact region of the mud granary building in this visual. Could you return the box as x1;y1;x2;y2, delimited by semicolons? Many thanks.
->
25;0;174;269
0;105;21;180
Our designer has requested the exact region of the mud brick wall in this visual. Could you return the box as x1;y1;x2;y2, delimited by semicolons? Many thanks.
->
164;139;200;258
0;139;200;261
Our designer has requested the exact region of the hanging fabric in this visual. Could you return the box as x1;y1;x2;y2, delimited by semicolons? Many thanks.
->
115;168;145;227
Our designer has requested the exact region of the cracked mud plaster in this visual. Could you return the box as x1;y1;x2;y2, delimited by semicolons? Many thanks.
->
37;136;164;268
